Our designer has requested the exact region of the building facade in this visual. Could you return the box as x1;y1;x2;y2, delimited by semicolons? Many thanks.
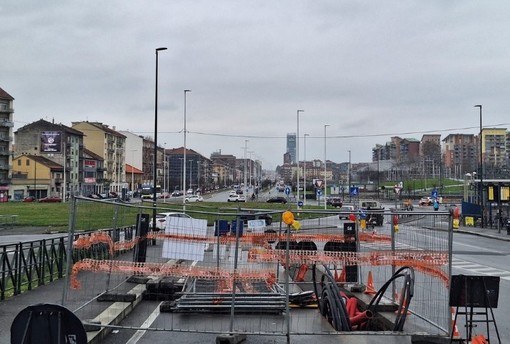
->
72;121;126;193
14;119;84;198
442;133;477;179
0;88;14;200
11;155;63;200
286;133;296;164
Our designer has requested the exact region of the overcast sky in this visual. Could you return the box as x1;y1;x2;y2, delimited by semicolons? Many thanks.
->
2;1;510;170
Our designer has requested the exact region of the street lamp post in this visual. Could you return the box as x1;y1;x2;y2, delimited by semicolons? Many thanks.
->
243;140;248;192
62;141;66;202
130;149;137;193
475;104;484;228
153;47;167;230
304;133;309;206
189;160;194;193
183;89;191;209
296;110;304;205
324;124;330;210
163;143;167;203
348;150;352;202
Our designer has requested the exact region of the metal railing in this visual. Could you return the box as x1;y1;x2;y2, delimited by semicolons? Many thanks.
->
0;226;136;301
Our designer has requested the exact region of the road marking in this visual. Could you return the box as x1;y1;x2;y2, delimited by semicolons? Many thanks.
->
125;302;162;344
124;260;198;343
452;258;510;279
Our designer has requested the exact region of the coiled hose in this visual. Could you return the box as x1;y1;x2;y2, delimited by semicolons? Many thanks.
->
365;266;415;331
312;264;351;331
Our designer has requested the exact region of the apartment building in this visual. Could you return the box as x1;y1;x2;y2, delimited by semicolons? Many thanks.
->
11;154;63;200
442;134;477;178
72;121;126;193
14;119;84;198
0;87;14;200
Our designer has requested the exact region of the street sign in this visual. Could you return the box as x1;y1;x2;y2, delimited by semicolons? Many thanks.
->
285;187;291;196
431;190;438;199
297;200;304;207
317;190;322;196
350;186;359;196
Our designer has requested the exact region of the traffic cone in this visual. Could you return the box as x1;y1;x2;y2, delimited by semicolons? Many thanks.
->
450;307;460;339
295;264;308;282
335;266;346;283
364;271;377;295
471;334;488;344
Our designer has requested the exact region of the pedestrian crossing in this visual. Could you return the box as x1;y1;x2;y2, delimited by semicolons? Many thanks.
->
452;257;510;281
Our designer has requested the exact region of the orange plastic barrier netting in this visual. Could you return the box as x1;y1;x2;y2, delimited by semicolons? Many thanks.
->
248;248;447;265
70;258;276;289
72;230;393;253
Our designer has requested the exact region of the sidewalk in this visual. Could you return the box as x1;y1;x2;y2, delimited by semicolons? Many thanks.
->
455;223;510;241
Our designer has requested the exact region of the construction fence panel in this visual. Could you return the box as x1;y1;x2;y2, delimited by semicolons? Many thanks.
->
63;197;452;339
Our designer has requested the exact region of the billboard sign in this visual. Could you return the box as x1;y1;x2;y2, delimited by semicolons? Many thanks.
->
40;131;62;153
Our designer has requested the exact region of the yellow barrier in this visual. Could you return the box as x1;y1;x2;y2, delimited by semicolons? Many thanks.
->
464;216;474;227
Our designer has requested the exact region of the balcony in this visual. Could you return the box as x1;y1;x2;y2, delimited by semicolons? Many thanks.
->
0;120;14;128
0;135;12;142
0;107;14;113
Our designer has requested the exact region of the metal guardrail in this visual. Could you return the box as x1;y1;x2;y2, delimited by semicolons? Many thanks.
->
0;226;136;301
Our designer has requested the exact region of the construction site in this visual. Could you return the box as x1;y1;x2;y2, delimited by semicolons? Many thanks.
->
8;197;501;344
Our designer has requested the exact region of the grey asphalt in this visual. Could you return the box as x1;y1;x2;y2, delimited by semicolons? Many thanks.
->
1;223;508;344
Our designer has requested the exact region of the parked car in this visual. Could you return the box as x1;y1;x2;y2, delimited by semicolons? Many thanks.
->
227;194;246;202
266;196;287;204
185;194;203;203
149;212;192;231
38;196;63;203
239;211;273;226
171;191;183;197
23;196;36;202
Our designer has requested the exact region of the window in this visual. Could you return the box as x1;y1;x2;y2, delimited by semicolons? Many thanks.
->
17;160;21;166
26;159;30;166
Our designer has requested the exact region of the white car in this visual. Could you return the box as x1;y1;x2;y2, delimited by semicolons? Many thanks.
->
185;194;203;203
227;194;246;202
149;212;191;230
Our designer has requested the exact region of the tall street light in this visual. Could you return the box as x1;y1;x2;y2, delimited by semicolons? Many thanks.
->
303;133;309;206
475;104;484;228
243;140;248;192
296;110;304;205
163;143;167;203
130;149;137;194
348;150;352;202
183;89;191;209
153;47;167;230
324;124;330;210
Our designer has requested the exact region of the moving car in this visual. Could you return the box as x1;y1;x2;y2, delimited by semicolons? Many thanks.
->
266;196;287;204
419;197;433;206
227;194;246;202
326;197;343;208
338;205;356;219
38;196;63;203
149;212;192;231
185;194;203;203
